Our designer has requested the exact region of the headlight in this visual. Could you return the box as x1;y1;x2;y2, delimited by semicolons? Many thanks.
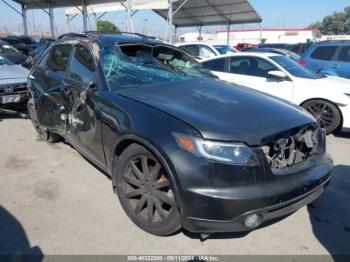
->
173;133;258;166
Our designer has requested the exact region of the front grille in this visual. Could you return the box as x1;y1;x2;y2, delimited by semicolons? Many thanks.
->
261;124;325;172
0;83;28;95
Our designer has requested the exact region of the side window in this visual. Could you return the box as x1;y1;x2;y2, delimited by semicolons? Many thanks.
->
337;46;350;62
202;58;226;72
310;46;337;61
199;45;216;58
46;45;72;72
230;57;277;78
69;45;95;86
180;45;198;57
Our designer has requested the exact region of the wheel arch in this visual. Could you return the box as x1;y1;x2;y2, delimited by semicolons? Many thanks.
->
300;98;344;130
111;134;185;215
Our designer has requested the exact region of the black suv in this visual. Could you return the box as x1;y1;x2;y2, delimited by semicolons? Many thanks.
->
1;35;38;56
27;32;333;236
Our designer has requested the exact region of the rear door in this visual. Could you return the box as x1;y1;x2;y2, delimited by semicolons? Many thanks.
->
30;44;73;137
64;44;106;167
333;45;350;79
308;45;338;74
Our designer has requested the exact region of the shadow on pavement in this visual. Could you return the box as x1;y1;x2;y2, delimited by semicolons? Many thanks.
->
308;165;350;260
0;206;43;261
333;131;350;139
0;107;28;121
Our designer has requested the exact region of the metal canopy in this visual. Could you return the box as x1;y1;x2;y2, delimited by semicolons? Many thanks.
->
11;0;119;9
155;0;262;28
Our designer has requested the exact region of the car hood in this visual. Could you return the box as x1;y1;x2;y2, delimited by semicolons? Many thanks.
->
0;64;29;83
118;78;314;145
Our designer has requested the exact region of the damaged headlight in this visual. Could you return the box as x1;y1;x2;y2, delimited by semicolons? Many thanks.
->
173;133;258;166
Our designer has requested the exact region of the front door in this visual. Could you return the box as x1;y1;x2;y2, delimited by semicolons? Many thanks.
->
227;56;294;101
64;44;106;167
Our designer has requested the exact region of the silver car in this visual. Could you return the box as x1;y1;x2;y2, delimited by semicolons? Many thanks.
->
0;56;29;106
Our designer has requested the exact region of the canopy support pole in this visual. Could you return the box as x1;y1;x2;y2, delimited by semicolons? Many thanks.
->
49;3;55;38
93;12;98;30
259;23;263;42
226;24;231;45
125;0;135;33
198;26;202;41
82;0;88;32
21;4;28;35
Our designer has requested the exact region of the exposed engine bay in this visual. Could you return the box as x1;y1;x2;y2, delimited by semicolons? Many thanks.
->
261;124;325;171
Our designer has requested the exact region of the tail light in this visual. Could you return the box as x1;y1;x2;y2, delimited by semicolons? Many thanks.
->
298;60;307;66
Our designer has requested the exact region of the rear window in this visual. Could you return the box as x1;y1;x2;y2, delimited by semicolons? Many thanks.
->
202;58;226;72
337;46;350;62
310;46;337;60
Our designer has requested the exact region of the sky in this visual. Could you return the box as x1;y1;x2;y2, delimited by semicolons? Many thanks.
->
0;0;349;37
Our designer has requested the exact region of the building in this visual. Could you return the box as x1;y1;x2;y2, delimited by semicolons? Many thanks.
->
216;28;320;45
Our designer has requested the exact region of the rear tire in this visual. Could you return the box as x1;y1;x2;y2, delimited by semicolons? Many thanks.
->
27;100;61;143
114;144;181;236
302;99;341;134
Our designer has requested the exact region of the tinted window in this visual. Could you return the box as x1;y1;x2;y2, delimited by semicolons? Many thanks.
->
230;57;277;77
337;46;350;62
311;46;337;60
270;56;322;79
179;45;198;57
199;45;216;58
213;45;237;54
202;58;226;72
46;45;72;72
70;45;95;85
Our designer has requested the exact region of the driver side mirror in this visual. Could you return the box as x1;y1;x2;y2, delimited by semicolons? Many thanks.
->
267;70;288;81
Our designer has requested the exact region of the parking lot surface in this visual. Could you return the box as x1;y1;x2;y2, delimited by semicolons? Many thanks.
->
1;110;350;256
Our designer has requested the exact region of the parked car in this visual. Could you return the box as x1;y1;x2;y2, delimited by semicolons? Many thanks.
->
201;52;350;134
235;43;258;51
0;55;29;106
286;42;312;56
27;37;55;67
28;32;333;236
0;40;29;68
258;43;290;49
0;35;38;56
242;47;301;61
175;42;237;60
299;41;350;79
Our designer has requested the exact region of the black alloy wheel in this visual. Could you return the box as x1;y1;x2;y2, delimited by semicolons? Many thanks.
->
115;144;181;236
302;99;341;134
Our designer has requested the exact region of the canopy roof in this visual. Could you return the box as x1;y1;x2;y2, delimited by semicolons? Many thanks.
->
12;0;120;9
155;0;262;27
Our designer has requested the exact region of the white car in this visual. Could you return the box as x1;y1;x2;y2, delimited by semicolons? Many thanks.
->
175;42;237;60
201;52;350;134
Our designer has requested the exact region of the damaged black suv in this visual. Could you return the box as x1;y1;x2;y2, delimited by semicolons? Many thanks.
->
27;32;333;236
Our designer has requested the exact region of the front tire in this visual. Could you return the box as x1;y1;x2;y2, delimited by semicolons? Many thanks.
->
27;100;61;143
114;144;181;236
302;99;341;134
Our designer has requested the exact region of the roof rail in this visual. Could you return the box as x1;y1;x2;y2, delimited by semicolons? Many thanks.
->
58;32;89;40
84;31;158;40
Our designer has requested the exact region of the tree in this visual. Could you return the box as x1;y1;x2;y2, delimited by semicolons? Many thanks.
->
321;12;345;35
344;6;350;33
97;20;120;33
308;21;322;31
